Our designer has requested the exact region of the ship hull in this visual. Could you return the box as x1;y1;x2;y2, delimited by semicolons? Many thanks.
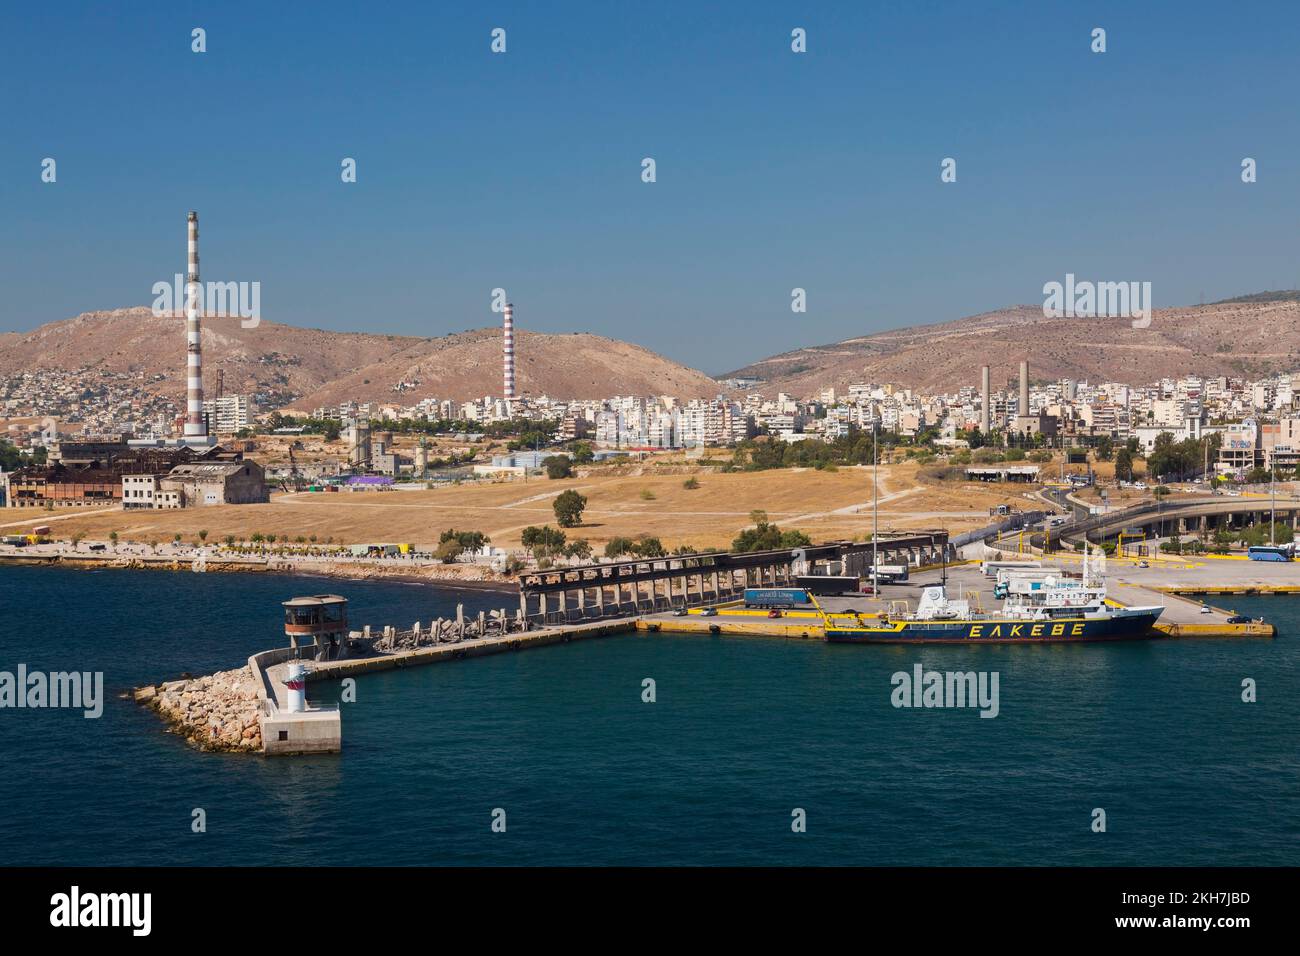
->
824;608;1163;644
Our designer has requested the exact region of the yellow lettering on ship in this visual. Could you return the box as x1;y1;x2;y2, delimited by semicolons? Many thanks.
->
970;625;983;637
1072;623;1084;635
1051;624;1065;636
1031;625;1044;637
1010;625;1023;637
991;625;1002;637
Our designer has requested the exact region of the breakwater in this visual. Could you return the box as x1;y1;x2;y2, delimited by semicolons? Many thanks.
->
132;666;264;752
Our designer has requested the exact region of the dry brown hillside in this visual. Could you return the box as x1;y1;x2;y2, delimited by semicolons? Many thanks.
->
724;295;1300;396
0;308;720;408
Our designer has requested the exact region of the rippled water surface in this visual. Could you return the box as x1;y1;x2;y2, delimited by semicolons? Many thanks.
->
1;565;1295;865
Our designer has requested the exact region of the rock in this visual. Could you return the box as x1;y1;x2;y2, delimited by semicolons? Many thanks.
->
133;686;157;703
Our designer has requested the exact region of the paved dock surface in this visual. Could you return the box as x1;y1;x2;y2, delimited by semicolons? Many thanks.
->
639;561;1279;638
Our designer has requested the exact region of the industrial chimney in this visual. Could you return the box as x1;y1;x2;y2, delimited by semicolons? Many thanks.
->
502;302;516;404
1018;360;1029;418
183;211;206;440
980;365;991;434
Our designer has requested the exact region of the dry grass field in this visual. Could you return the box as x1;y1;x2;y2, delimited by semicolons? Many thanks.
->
6;462;1034;552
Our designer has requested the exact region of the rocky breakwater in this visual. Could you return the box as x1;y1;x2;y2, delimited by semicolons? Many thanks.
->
133;666;264;753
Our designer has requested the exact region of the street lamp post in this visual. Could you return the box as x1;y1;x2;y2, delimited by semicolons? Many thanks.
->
872;422;879;596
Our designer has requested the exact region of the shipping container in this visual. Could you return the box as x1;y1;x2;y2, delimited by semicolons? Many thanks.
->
743;588;811;608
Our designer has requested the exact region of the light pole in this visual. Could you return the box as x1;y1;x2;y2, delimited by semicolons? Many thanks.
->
1271;456;1277;547
872;421;879;596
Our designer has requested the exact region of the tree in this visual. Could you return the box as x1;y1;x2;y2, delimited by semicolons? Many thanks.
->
1115;447;1134;482
108;531;119;550
683;476;700;489
521;525;566;558
630;534;666;558
563;538;592;561
732;518;809;553
604;536;635;559
198;530;209;542
1095;435;1114;461
543;455;573;479
436;539;465;563
569;442;595;464
440;529;489;552
553;490;587;528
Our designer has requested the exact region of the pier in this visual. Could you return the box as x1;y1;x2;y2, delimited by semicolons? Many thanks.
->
132;529;1283;757
517;533;953;625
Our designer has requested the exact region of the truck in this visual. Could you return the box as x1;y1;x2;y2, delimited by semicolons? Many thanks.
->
795;575;860;596
870;564;909;583
981;559;1041;578
743;588;812;609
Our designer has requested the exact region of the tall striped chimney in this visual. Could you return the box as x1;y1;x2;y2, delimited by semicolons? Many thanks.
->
183;211;206;438
1018;360;1029;418
502;302;516;403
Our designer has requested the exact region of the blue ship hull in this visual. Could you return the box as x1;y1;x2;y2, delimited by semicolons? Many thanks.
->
825;608;1163;644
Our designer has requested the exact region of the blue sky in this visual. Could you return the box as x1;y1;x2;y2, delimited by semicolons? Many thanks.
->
3;1;1299;373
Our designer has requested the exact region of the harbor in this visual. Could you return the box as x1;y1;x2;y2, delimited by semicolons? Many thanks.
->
9;559;1293;868
130;535;1282;756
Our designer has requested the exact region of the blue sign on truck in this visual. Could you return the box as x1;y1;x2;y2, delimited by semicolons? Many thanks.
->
743;588;811;608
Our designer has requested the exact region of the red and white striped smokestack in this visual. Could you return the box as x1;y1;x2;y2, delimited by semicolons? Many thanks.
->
183;211;206;438
503;302;516;402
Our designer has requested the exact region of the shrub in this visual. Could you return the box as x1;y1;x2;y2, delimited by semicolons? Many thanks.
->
543;455;573;479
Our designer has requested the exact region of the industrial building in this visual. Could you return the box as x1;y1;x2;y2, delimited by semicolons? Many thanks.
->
3;446;267;509
158;460;269;506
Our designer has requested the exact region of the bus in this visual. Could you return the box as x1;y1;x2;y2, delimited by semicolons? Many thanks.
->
1247;545;1294;562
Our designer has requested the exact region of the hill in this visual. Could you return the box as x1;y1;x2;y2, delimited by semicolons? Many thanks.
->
0;308;721;409
724;297;1300;396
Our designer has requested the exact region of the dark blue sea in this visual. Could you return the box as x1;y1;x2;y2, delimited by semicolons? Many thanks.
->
0;564;1295;866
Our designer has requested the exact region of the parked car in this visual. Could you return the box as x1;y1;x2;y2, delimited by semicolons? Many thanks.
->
1199;605;1213;614
1227;614;1252;624
1137;560;1149;568
767;609;782;618
672;606;688;617
700;607;718;617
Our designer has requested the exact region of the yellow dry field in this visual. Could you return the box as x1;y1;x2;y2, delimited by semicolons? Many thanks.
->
13;462;1033;552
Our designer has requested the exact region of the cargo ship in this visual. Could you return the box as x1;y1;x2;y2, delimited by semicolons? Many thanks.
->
823;549;1163;644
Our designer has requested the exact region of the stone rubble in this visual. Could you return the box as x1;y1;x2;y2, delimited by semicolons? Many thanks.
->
134;665;264;753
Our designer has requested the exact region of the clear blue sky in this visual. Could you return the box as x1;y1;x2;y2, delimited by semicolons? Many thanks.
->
3;1;1299;374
